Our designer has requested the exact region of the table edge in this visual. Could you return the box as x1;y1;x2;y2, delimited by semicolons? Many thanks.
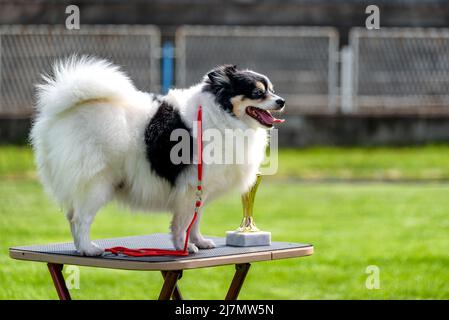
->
9;245;313;271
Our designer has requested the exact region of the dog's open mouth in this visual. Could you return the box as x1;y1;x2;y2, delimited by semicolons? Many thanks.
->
245;106;285;127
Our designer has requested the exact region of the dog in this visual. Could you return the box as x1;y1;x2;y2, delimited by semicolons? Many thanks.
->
30;56;285;256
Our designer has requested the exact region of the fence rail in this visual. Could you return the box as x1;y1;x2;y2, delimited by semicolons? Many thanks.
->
0;25;160;117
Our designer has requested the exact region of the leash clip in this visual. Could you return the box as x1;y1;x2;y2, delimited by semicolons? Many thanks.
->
195;181;203;198
195;181;203;212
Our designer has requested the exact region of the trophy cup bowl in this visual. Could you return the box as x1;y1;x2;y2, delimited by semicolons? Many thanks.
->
226;173;271;246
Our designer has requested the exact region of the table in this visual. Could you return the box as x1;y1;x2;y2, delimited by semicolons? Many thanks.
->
9;233;313;300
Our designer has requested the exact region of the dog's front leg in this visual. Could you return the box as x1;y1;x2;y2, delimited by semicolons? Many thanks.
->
190;207;216;249
171;209;199;253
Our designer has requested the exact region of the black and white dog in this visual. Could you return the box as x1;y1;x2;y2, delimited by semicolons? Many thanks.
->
30;57;285;255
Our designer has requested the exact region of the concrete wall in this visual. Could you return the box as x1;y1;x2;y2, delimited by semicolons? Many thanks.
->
0;118;31;144
3;116;449;147
281;115;449;146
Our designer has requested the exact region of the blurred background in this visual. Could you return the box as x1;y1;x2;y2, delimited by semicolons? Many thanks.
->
1;0;449;299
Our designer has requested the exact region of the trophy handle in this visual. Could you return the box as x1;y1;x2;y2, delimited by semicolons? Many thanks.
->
238;173;262;232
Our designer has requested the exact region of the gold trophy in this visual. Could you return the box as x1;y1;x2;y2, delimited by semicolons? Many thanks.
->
226;173;271;246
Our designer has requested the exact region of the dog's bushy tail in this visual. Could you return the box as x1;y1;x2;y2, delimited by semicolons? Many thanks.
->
35;55;136;117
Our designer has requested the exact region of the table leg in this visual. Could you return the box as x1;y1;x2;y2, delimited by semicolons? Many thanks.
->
161;270;183;300
159;270;183;300
47;263;71;300
225;263;251;300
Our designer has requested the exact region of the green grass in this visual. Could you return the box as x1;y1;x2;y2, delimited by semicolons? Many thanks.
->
1;145;449;299
0;146;35;178
276;145;449;181
5;144;449;181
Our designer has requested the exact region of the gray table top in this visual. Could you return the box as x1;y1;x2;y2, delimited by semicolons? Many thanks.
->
10;233;313;271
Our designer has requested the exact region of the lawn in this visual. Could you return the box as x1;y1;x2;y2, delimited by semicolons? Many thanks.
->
276;145;449;181
4;144;449;181
1;146;449;299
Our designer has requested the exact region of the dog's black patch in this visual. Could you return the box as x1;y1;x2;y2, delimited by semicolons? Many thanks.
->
144;101;192;186
203;65;268;114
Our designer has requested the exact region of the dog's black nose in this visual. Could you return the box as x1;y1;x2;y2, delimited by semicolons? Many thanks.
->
276;99;285;108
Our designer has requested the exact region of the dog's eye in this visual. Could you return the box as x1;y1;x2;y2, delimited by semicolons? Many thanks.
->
252;89;264;99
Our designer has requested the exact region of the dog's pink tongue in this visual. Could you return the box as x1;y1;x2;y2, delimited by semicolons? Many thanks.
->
256;109;285;126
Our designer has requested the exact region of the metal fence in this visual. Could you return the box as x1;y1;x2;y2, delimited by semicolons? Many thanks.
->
176;26;339;113
0;25;160;117
345;27;449;114
3;24;449;118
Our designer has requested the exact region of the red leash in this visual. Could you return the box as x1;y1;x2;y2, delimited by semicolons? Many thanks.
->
105;106;203;257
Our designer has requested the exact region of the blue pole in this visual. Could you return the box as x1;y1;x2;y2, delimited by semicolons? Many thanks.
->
161;41;174;94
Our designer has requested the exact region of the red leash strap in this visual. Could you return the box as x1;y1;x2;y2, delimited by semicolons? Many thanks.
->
105;106;203;257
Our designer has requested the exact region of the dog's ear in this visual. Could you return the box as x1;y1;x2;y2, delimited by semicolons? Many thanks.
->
207;65;237;86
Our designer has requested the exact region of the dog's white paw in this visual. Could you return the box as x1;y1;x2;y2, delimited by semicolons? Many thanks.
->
187;243;199;254
77;242;104;256
194;238;216;249
173;235;199;253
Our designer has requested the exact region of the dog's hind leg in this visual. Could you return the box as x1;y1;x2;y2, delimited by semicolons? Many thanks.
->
72;180;113;256
66;208;79;249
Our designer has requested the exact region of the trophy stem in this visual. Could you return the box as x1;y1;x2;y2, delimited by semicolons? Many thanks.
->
238;173;262;232
226;173;271;246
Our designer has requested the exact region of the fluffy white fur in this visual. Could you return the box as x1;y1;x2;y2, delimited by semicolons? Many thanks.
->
31;57;269;256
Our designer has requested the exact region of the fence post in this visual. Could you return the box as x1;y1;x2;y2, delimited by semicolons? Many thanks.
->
341;45;354;113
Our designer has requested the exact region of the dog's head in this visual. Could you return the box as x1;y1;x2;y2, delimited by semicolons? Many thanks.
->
203;65;285;128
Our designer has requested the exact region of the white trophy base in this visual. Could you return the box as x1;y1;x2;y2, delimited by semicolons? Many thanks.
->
225;231;271;247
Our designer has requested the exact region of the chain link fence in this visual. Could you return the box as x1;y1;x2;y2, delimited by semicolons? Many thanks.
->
3;25;449;118
176;26;339;114
0;25;160;117
345;27;449;114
